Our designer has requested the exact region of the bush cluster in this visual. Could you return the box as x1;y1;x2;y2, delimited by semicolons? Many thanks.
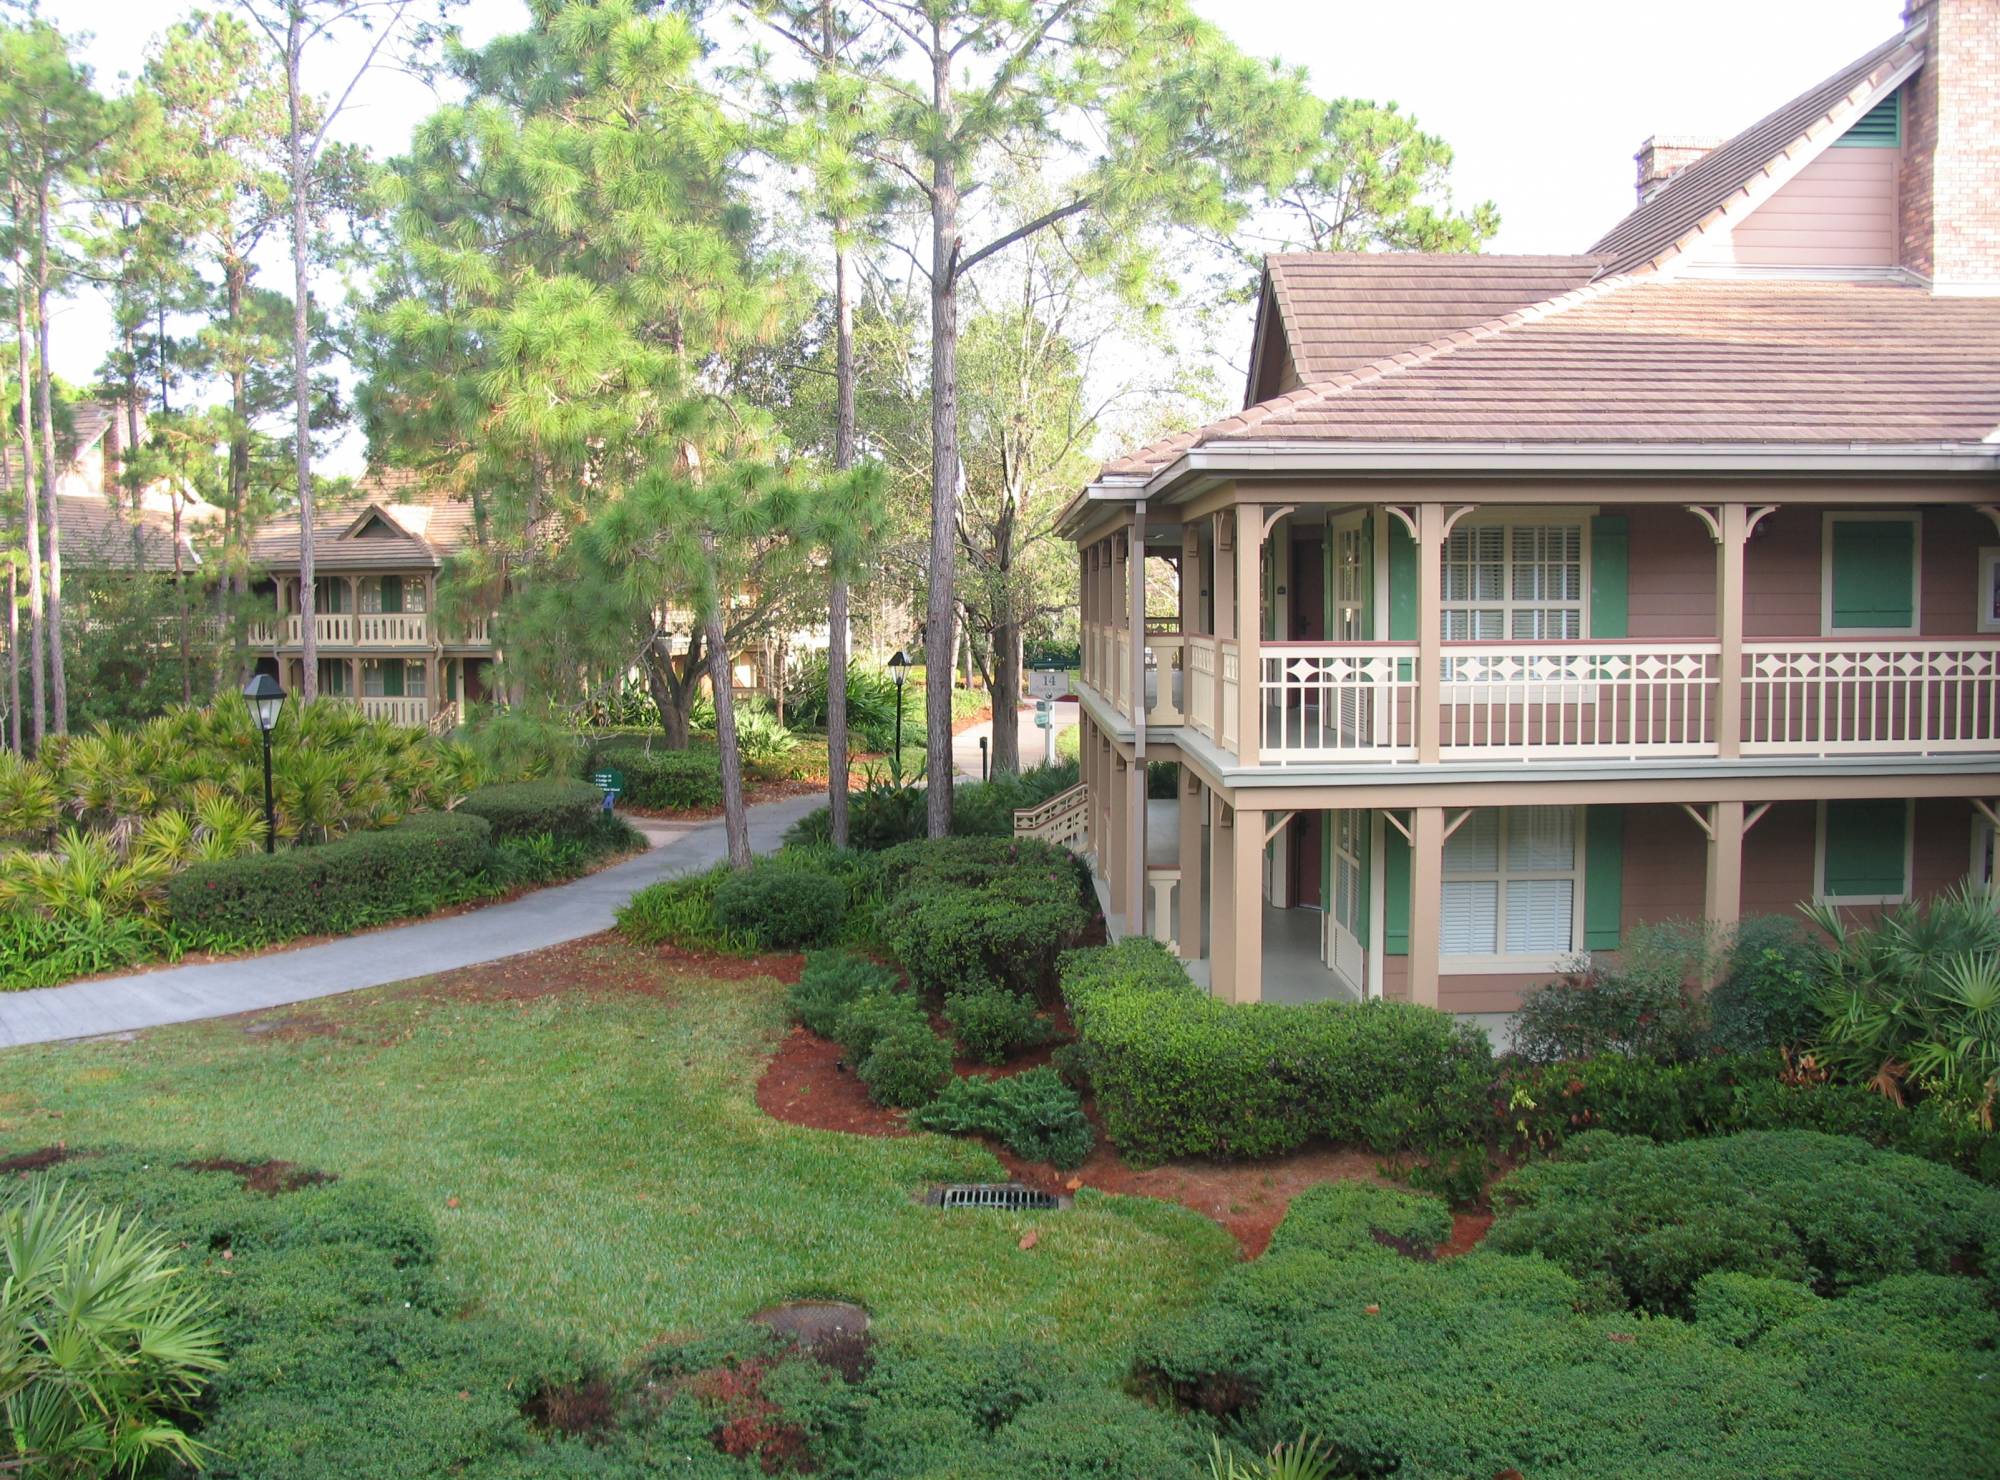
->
168;811;494;944
911;1068;1093;1168
1508;919;1713;1064
785;762;1079;851
594;746;725;811
787;950;900;1038
1486;1129;2000;1315
878;836;1089;998
458;777;605;840
818;972;954;1108
1061;939;1492;1165
713;859;850;950
1138;1149;2000;1480
944;984;1052;1065
618;866;758;954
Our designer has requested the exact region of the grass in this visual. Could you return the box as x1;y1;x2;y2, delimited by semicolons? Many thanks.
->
0;936;1233;1368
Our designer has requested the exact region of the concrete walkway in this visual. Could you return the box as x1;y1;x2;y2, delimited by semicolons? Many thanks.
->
0;793;827;1051
951;701;1078;779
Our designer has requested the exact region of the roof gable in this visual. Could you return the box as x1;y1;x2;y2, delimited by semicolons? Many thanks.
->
1589;28;1923;277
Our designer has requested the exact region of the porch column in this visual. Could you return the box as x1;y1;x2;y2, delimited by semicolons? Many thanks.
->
1210;791;1237;998
1231;804;1265;1002
1125;752;1147;937
1178;773;1205;961
1415;504;1448;764
1236;502;1262;765
1715;503;1747;759
1108;755;1129;920
349;655;361;704
1212;512;1236;740
1131;502;1149;736
1704;800;1746;933
1406;805;1444;1007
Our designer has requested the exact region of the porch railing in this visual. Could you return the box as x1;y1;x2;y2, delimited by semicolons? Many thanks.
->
270;612;431;647
350;695;431;727
1437;641;1721;759
1741;641;2000;756
1260;643;1420;759
1013;781;1089;853
1187;636;1217;739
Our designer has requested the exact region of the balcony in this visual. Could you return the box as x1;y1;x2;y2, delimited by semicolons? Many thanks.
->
251;612;432;648
1094;631;2000;766
349;695;432;727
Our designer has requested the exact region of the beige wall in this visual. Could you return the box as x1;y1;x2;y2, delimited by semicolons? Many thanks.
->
1689;147;1899;269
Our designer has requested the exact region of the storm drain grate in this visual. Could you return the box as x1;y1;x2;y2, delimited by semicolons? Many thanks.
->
926;1183;1062;1212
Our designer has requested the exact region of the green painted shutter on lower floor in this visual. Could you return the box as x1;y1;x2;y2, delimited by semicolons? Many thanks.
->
1829;518;1915;631
381;575;404;614
1387;520;1417;642
1384;815;1410;956
1822;799;1909;899
1584;806;1624;950
1590;516;1629;639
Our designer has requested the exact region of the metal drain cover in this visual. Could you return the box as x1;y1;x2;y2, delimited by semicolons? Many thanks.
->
926;1183;1065;1211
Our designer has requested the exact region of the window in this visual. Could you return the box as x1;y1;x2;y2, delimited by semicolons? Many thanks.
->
315;659;349;696
1823;513;1918;635
1972;816;1995;895
1817;799;1911;905
363;660;423;699
1441;807;1580;962
1442;522;1583;641
312;577;347;614
1979;549;2000;634
359;576;425;614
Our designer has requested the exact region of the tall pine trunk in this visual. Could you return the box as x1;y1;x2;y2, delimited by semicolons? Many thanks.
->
702;574;751;870
5;561;16;756
827;229;856;847
32;170;64;735
990;491;1021;776
285;14;319;701
923;22;958;837
226;261;252;673
10;228;40;753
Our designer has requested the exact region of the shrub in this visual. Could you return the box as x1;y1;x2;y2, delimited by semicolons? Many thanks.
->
605;747;724;811
782;654;902;736
832;980;929;1063
787;950;900;1038
1;1175;225;1475
732;707;800;767
944;985;1053;1065
458;777;604;840
1485;1130;2000;1315
1264;1181;1454;1261
712;860;849;949
1508;919;1711;1064
168;811;493;944
1061;939;1492;1165
1137;1177;2000;1480
879;837;1089;998
858;1019;954;1108
786;763;1081;852
1807;885;2000;1105
0;907;167;990
1705;915;1822;1054
911;1067;1093;1168
785;771;927;851
459;705;584;781
617;866;757;954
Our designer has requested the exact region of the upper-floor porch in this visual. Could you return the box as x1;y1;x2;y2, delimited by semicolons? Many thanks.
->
246;570;494;650
1077;490;2000;771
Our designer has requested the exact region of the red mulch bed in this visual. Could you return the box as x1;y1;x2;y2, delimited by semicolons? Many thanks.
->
753;1021;1493;1260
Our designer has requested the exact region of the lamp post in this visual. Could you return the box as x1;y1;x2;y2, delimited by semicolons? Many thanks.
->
887;649;909;783
241;673;285;853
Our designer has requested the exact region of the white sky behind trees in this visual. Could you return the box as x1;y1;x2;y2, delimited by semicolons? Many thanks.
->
45;0;1906;470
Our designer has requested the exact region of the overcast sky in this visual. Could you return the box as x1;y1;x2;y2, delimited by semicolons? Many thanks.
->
44;0;1909;462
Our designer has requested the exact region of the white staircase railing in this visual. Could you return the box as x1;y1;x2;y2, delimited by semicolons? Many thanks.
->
1013;782;1089;853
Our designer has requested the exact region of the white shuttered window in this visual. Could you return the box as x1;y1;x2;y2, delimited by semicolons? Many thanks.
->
1441;807;1579;960
1441;522;1583;640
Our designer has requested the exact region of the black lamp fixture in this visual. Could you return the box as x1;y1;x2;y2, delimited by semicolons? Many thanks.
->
887;649;910;780
241;672;285;853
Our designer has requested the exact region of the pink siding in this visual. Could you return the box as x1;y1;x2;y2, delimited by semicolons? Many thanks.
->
1687;148;1899;268
1739;505;1991;638
1625;505;1717;640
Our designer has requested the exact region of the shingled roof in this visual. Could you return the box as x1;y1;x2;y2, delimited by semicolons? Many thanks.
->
58;495;202;573
1104;278;2000;475
1259;254;1605;385
1587;27;1923;276
250;472;478;572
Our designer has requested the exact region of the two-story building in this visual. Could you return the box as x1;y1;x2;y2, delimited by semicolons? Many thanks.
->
246;471;495;729
1060;0;2000;1017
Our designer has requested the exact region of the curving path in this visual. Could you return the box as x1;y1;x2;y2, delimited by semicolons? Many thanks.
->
0;793;827;1051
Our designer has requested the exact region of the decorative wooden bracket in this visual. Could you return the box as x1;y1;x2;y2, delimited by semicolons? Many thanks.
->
1680;802;1715;839
1263;810;1296;846
1680;801;1769;839
1441;505;1480;539
1384;505;1419;541
1745;504;1780;538
1973;799;2000;830
1744;802;1772;834
1382;809;1412;843
1260;506;1296;543
1687;504;1778;544
1216;509;1233;551
1443;808;1476;841
1977;506;2000;539
1685;505;1722;544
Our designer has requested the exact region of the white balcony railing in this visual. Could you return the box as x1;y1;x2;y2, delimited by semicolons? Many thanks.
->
269;612;430;647
1220;642;1240;749
352;695;431;727
1260;643;1420;759
1187;636;1217;739
1437;642;1720;760
1013;782;1089;853
355;611;429;646
1741;641;2000;756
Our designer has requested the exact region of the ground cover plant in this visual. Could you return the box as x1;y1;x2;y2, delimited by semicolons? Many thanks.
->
1140;1165;2000;1479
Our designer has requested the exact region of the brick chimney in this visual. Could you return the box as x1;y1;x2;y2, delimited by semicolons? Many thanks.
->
1633;135;1721;204
1899;0;2000;292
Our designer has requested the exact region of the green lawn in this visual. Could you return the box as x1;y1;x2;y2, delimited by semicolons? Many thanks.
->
0;938;1233;1368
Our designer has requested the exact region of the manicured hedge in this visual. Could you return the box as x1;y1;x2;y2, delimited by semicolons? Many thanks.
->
1486;1129;2000;1315
168;811;492;944
458;777;603;840
1138;1164;2000;1480
912;1068;1094;1169
1060;939;1492;1164
713;860;849;949
878;836;1090;998
595;747;724;811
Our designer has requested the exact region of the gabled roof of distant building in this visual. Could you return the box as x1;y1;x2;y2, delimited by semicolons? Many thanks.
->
58;494;203;573
249;469;478;572
1587;28;1923;276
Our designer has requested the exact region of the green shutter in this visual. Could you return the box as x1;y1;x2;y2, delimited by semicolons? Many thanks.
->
1359;516;1375;640
1590;516;1629;640
1383;814;1410;956
1354;811;1372;950
1835;92;1900;147
381;575;403;614
380;662;403;699
1584;806;1625;950
1387;520;1417;642
1822;800;1908;899
1829;519;1915;630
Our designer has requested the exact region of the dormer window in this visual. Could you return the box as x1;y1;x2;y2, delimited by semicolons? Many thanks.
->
354;514;398;537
